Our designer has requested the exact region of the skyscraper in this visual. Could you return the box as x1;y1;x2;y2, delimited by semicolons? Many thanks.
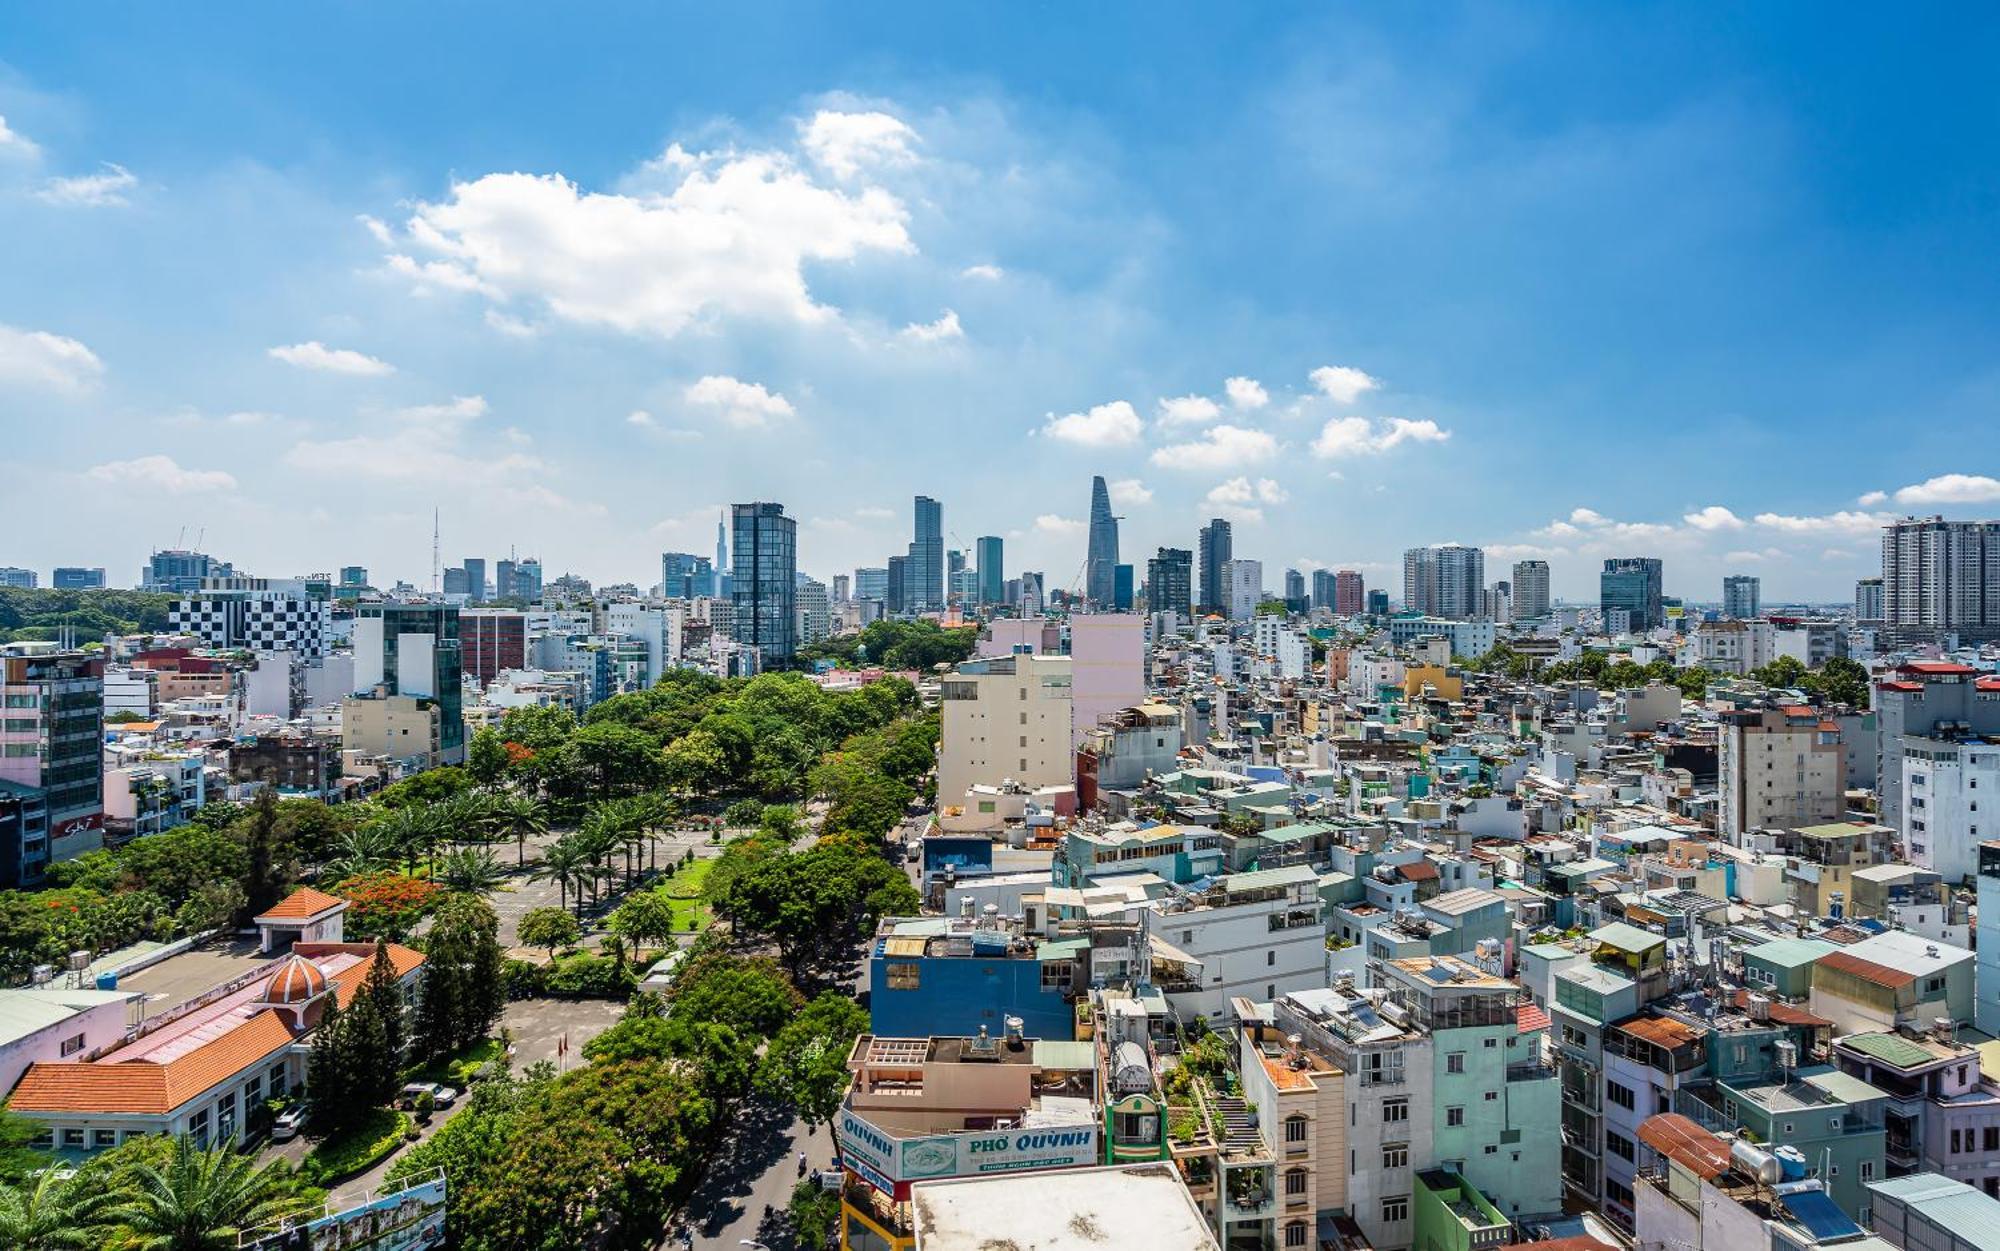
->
1148;547;1193;619
1600;557;1665;631
731;502;798;667
1311;569;1336;611
463;558;486;603
1335;570;1365;616
661;553;714;600
1113;564;1134;611
909;495;944;614
1854;576;1884;624
855;567;889;603
1085;475;1120;609
1722;574;1760;620
715;514;729;596
512;558;543;603
1403;545;1484;618
1197;518;1232;615
886;555;909;617
976;536;1004;606
1511;560;1551;620
353;602;465;763
1283;568;1306;607
1881;515;2000;642
1222;559;1263;621
0;647;104;883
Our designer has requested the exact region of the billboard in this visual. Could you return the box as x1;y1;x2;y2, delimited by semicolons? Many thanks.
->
243;1175;445;1251
839;1108;1097;1192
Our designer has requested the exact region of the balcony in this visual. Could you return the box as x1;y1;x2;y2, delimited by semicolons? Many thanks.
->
1508;1058;1557;1083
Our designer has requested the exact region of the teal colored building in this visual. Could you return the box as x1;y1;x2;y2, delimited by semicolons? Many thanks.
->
1712;1065;1887;1218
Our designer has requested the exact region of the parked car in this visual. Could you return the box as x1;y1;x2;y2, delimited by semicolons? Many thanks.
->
272;1106;308;1142
397;1082;459;1110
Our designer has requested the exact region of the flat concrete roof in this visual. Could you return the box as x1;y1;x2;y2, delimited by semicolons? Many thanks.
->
910;1162;1217;1250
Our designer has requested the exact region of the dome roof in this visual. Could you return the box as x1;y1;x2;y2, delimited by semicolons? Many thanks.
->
264;954;330;1005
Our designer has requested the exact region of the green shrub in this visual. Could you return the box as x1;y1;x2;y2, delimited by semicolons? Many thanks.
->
301;1108;410;1183
502;958;546;1000
545;953;637;1001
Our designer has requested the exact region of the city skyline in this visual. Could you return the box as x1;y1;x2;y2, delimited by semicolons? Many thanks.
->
5;9;2000;596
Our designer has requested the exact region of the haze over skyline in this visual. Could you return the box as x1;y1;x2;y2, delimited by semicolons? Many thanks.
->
4;5;1999;598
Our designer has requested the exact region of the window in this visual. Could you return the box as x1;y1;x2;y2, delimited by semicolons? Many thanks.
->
93;1129;116;1150
1985;1128;1999;1152
1286;1115;1309;1143
1447;1051;1466;1074
1484;1090;1498;1102
62;1129;85;1148
269;1064;287;1098
1484;1037;1498;1049
1286;1223;1308;1248
1607;1081;1636;1110
1447;1106;1465;1127
1484;1144;1498;1154
1382;1197;1410;1223
1383;1098;1409;1124
1925;976;1947;995
1608;1132;1635;1161
1268;950;1276;967
886;962;921;990
1382;1145;1408;1169
1860;1161;1875;1182
60;1032;86;1056
1286;1168;1308;1196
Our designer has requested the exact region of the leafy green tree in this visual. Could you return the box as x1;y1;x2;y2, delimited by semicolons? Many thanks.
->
1752;655;1809;690
104;1135;304;1251
436;845;506;898
517;907;581;957
497;703;577;753
416;895;506;1058
0;1110;53;1186
756;992;867;1133
790;1177;841;1249
173;881;246;936
667;952;802;1039
608;891;676;960
241;788;286;921
659;728;727;796
0;1161;114;1249
1810;656;1871;708
565;722;665;799
466;726;510;789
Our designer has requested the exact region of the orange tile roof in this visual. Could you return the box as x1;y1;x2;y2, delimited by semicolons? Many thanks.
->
1617;1015;1702;1048
255;887;347;921
1637;1113;1731;1180
305;942;425;1007
1516;1003;1552;1035
10;1010;295;1115
1817;950;1918;990
1396;861;1439;881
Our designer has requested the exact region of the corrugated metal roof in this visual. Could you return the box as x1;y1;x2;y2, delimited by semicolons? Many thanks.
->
1841;1031;1942;1069
1591;922;1665;953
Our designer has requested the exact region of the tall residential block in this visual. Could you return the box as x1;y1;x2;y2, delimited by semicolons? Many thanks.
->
1717;707;1845;845
731;502;798;667
1403;545;1484;619
1223;558;1263;621
1722;574;1761;620
1198;518;1232;615
1336;570;1365;616
1881;516;2000;642
936;653;1074;807
1147;547;1193;619
1511;559;1551;620
1854;576;1885;624
0;645;104;884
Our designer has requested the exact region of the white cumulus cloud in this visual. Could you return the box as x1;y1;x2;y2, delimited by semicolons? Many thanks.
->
1152;423;1280;471
1041;400;1142;448
1034;514;1086;535
1683;505;1746;531
1203;476;1288;524
0;115;39;158
799;109;919;179
1156;394;1222;427
1308;365;1381;404
900;309;963;342
1753;510;1887;536
1893;474;2000;506
0;324;104;393
382;136;913;338
1857;490;1888;507
1311;415;1448;458
684;375;795;428
1108;478;1153;507
37;163;137;207
268;341;395;376
86;455;235;494
1224;376;1269;410
960;264;1004;280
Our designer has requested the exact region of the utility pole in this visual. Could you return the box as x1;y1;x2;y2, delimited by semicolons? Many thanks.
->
432;506;441;594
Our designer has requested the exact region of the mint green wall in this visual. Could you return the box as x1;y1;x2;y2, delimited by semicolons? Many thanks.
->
1428;1020;1562;1219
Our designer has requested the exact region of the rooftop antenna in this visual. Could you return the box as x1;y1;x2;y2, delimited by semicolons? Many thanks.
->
432;506;441;594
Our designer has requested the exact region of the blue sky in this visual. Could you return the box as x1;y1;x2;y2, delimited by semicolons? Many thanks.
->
2;4;1997;601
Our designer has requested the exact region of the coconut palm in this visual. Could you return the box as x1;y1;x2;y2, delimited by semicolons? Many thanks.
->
532;835;590;919
103;1136;303;1251
439;791;502;849
322;824;397;881
0;1168;113;1250
375;805;444;876
494;792;548;867
435;844;506;898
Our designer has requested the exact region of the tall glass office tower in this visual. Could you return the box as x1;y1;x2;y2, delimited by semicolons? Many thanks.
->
731;502;797;666
1085;475;1120;609
909;496;943;614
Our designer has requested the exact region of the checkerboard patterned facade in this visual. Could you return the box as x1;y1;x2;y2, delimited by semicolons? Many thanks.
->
168;594;330;660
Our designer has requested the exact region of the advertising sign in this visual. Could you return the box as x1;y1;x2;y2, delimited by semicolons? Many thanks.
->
839;1108;1098;1191
243;1175;446;1250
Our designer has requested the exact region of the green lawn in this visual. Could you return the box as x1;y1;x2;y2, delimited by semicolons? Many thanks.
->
659;859;714;934
403;1037;506;1088
302;1107;410;1183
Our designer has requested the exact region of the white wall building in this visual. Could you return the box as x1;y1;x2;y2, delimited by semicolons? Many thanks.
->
1223;559;1263;621
936;653;1074;805
1902;738;2000;884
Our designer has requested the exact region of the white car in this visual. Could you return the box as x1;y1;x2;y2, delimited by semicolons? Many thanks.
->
271;1106;307;1142
398;1082;459;1109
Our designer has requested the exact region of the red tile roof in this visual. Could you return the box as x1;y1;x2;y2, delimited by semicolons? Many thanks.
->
1396;861;1440;881
1902;662;1976;675
1516;1003;1552;1035
255;887;346;921
1817;950;1918;990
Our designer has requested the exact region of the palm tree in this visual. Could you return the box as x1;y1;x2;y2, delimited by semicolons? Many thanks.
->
532;836;590;919
495;793;548;867
440;791;502;849
373;806;438;877
104;1136;304;1251
322;824;397;881
0;1168;113;1250
436;845;506;898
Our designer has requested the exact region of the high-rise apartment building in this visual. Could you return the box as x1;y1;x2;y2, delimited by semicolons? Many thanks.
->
908;496;944;614
443;568;470;596
975;536;1004;606
1511;560;1551;620
732;502;798;667
1085;476;1120;609
1365;588;1389;615
795;576;831;647
1283;568;1306;607
1600;557;1665;632
1881;515;2000;642
1854;576;1885;624
1722;574;1760;620
1716;707;1845;845
1403;546;1484;619
52;568;106;590
1335;570;1364;616
463;558;486;603
461;608;528;687
496;557;543;603
885;556;908;617
1222;558;1263;621
1146;548;1193;619
1197;518;1232;615
936;654;1074;805
831;574;850;603
352;603;465;764
0;645;104;884
0;568;37;589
